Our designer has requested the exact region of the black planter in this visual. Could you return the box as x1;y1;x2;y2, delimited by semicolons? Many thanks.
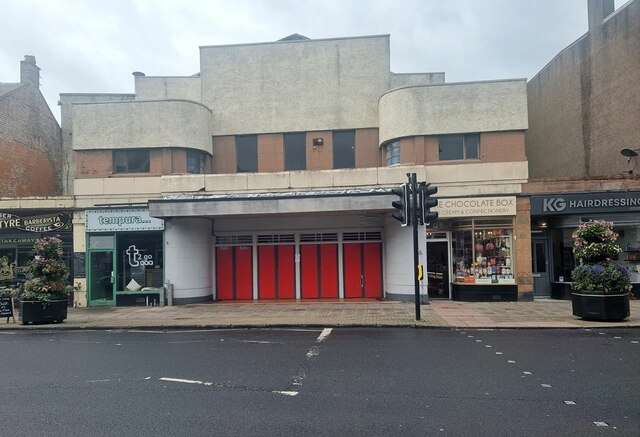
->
19;299;68;325
571;292;630;322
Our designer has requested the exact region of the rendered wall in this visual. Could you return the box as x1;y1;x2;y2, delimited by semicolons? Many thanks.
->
135;76;201;102
379;80;528;145
164;218;213;304
200;35;391;135
526;0;640;178
72;100;212;153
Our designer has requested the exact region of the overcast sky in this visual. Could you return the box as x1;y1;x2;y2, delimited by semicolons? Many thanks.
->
0;0;628;122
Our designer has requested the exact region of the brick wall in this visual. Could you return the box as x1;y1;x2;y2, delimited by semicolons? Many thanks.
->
515;197;533;300
0;85;62;194
397;131;526;165
0;138;57;196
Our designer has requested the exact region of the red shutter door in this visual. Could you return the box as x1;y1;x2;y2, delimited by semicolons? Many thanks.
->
258;245;276;299
277;245;295;299
320;244;339;298
343;243;362;298
300;244;318;299
235;246;253;300
363;242;382;298
216;246;234;300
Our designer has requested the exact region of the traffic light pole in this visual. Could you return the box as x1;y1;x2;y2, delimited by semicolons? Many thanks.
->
409;173;421;321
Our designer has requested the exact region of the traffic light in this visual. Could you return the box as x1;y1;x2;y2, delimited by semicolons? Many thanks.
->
391;184;409;226
420;183;438;224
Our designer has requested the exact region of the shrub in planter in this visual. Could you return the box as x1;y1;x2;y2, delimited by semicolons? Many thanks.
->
19;236;70;324
571;220;631;321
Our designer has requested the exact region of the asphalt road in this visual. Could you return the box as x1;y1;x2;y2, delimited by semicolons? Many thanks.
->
1;327;638;436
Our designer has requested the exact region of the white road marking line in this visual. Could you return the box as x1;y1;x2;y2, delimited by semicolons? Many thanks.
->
237;340;273;344
159;377;211;386
89;379;111;383
127;330;164;334
316;328;333;343
614;336;622;339
508;360;516;364
631;341;639;344
598;332;606;335
0;332;17;335
485;345;492;348
306;346;320;358
564;401;576;405
145;377;151;380
523;371;532;375
475;340;482;343
593;422;609;427
495;352;503;355
273;390;298;396
541;384;552;388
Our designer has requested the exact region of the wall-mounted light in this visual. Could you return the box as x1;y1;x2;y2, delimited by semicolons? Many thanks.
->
537;220;548;229
620;148;640;163
312;138;324;149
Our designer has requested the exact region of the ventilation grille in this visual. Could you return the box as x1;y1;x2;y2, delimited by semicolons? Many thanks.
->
299;233;338;243
216;235;252;245
257;234;295;244
343;231;382;242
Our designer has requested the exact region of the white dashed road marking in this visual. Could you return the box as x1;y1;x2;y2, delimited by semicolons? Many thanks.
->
159;377;213;386
316;328;333;343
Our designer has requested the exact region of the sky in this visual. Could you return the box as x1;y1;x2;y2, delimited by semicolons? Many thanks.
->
0;0;628;123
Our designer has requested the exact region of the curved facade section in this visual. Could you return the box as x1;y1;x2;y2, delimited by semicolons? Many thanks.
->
164;218;213;304
379;80;528;145
72;100;212;153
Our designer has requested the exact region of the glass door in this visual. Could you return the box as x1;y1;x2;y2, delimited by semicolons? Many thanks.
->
426;232;451;299
89;251;115;305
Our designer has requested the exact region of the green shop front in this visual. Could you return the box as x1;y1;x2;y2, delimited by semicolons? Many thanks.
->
85;209;164;306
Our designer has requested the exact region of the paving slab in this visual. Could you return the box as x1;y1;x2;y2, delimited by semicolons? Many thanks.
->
1;300;639;330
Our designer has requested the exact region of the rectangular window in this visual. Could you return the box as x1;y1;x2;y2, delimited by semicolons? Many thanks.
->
236;135;257;173
451;221;514;285
438;134;480;161
333;130;356;169
284;132;306;171
116;232;163;291
187;150;205;174
113;149;150;173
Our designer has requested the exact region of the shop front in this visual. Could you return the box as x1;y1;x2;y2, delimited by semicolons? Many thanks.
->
530;191;640;299
85;209;164;306
428;196;520;301
0;210;73;289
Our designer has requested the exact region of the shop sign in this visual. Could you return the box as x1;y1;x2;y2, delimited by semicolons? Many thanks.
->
435;196;516;218
531;192;640;215
0;212;72;233
85;209;164;232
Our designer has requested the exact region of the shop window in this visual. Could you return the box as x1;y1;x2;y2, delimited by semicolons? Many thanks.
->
284;132;306;171
333;130;355;169
452;221;514;284
236;135;257;173
113;149;150;173
438;134;479;161
116;232;163;291
384;141;401;166
187;150;206;174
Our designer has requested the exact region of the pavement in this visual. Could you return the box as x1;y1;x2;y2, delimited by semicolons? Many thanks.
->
2;299;640;330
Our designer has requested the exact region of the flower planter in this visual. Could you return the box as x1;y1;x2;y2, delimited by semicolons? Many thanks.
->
19;299;68;325
571;292;630;322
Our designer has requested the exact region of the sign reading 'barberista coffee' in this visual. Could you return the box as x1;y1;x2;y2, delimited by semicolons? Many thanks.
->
0;212;72;233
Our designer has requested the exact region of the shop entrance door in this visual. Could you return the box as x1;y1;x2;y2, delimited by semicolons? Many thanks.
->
426;240;450;299
343;242;382;298
88;251;115;306
532;238;550;297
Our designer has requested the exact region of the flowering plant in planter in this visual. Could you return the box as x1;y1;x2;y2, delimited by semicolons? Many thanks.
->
20;236;70;303
571;220;630;293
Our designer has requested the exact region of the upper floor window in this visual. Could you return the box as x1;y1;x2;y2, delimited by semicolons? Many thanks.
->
333;130;355;169
236;135;257;173
284;132;306;171
187;150;205;174
113;149;150;173
384;141;401;166
438;134;479;161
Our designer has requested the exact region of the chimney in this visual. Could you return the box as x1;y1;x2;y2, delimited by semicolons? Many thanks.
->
20;55;40;88
587;0;615;31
